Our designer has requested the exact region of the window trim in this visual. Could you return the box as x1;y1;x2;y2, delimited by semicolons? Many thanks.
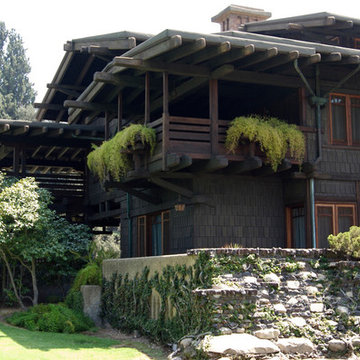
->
329;93;360;146
137;210;170;257
315;203;356;247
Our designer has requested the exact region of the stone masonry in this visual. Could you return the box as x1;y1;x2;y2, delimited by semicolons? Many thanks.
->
170;248;360;359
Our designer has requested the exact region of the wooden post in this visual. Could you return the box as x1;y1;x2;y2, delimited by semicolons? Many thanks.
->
13;145;20;176
21;148;26;174
209;79;219;155
145;72;150;125
104;111;110;140
117;92;123;132
356;181;360;225
162;72;169;171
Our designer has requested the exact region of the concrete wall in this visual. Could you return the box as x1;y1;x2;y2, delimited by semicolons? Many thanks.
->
102;253;196;280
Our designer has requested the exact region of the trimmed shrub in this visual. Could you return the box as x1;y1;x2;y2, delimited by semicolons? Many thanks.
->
71;263;102;292
328;226;360;258
6;303;94;333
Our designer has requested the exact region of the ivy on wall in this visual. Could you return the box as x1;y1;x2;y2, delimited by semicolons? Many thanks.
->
100;252;214;343
87;124;156;182
225;115;305;171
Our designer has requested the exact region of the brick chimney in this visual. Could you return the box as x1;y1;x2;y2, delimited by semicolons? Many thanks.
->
212;4;271;31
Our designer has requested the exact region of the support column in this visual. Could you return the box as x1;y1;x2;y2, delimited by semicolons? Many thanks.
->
104;111;110;140
209;79;219;155
117;92;123;132
13;145;20;176
162;72;169;171
145;72;150;125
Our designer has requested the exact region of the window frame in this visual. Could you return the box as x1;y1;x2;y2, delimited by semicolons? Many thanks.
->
354;38;360;49
136;210;170;257
315;203;356;247
329;93;360;146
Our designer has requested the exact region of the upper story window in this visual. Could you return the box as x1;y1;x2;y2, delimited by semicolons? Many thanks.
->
329;93;360;146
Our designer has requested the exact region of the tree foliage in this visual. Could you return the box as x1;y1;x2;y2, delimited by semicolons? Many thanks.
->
0;173;92;308
0;22;36;119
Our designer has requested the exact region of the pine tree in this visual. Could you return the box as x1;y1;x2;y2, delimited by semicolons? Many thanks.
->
0;22;36;119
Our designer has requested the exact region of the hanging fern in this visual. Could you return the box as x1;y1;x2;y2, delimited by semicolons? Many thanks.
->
225;115;305;171
87;124;156;181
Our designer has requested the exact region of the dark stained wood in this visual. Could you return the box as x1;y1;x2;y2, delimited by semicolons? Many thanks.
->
208;44;255;68
117;92;123;131
149;176;193;198
256;51;299;71
34;103;65;111
188;41;231;65
227;156;262;174
64;100;117;113
163;38;206;62
195;155;229;173
104;181;161;204
145;72;150;125
0;124;10;134
209;78;219;155
162;72;169;171
46;84;82;98
13;145;20;175
94;72;144;88
236;47;278;69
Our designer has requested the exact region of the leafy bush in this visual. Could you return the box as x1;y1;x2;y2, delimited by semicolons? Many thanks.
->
65;290;84;313
70;263;102;292
225;115;305;171
328;226;360;258
87;124;156;181
6;303;94;333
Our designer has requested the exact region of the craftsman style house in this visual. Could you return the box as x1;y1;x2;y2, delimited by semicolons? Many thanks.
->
2;5;360;257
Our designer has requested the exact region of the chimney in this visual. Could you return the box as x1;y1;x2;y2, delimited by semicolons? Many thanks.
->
211;4;271;31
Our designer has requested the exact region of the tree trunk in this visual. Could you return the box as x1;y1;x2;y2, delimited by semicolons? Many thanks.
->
31;258;38;306
0;249;25;309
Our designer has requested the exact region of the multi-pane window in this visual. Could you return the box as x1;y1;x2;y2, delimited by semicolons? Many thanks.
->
137;210;170;257
329;94;360;145
316;203;356;247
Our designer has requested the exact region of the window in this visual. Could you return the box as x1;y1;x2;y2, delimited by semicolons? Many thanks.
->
329;93;360;145
316;203;356;247
354;38;360;49
286;205;306;248
137;210;170;257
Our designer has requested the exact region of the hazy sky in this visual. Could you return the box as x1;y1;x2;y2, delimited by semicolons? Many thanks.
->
2;0;360;101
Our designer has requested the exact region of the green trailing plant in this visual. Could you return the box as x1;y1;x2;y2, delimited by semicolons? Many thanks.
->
328;226;360;258
225;115;305;171
6;303;94;333
101;252;214;343
87;124;156;181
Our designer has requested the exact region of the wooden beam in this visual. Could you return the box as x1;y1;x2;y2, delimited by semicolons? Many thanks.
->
322;52;342;63
208;44;255;69
45;147;57;159
209;79;219;155
340;55;360;65
47;83;85;92
162;38;206;62
93;72;144;88
196;155;229;173
112;57;210;77
236;47;278;69
81;45;113;57
256;51;299;71
30;127;48;136
149;153;181;173
228;156;262;174
135;35;182;60
104;181;161;204
211;64;234;79
0;124;10;134
187;41;231;65
144;72;150;125
64;100;117;113
64;37;136;51
117;92;123;131
46;83;82;98
33;103;64;111
149;176;193;198
0;145;12;160
71;148;83;160
12;125;29;136
57;147;70;159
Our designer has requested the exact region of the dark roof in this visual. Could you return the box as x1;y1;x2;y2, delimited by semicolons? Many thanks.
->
36;31;152;122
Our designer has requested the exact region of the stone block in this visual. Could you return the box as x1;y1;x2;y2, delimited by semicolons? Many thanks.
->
81;285;102;326
276;338;315;354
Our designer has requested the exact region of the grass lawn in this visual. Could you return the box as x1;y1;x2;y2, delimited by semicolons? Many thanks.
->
0;322;168;360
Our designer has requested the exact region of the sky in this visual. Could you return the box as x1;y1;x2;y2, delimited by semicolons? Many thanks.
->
2;0;360;102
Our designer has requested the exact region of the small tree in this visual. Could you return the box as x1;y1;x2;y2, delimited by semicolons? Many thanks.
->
0;22;36;119
0;173;92;308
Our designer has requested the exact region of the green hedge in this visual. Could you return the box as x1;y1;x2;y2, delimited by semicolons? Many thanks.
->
6;303;94;333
